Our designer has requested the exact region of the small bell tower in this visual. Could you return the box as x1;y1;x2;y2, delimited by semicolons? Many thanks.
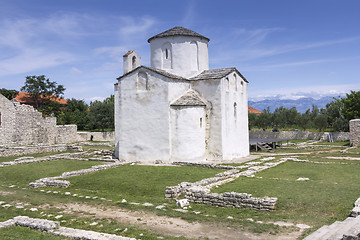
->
123;50;140;74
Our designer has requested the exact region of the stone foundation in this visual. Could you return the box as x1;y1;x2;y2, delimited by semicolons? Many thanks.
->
0;144;83;158
29;161;128;188
186;188;277;210
0;216;135;240
350;119;360;146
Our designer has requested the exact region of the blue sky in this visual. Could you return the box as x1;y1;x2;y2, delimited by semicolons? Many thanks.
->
0;0;359;102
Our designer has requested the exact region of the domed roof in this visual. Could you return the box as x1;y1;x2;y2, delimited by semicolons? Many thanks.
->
148;26;210;43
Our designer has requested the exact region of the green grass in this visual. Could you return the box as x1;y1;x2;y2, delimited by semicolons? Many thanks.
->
81;145;114;151
68;165;223;204
1;144;360;239
312;141;350;146
0;226;67;240
0;159;102;187
213;161;360;230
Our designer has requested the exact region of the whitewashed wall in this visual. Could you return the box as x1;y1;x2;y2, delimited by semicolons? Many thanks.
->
221;72;249;159
170;106;205;161
149;36;209;78
114;68;190;162
191;79;223;160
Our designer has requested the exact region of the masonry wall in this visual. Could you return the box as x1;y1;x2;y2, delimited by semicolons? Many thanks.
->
77;131;115;142
249;130;349;141
0;94;78;146
350;119;360;146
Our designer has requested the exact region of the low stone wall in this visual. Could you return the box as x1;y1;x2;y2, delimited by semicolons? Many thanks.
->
77;131;115;142
29;161;128;188
172;161;236;169
186;187;277;210
249;130;349;141
350;119;360;146
0;216;135;240
0;144;82;157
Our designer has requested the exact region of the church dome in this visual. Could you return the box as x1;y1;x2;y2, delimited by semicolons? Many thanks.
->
149;27;209;78
148;26;210;43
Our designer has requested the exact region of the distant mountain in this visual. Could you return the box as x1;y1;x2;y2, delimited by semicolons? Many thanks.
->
248;96;336;113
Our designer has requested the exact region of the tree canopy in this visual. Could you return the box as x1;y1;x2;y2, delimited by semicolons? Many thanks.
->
0;88;19;100
21;75;65;109
249;90;360;132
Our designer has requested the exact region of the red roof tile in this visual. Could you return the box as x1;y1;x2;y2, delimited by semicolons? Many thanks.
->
248;106;262;114
14;92;67;106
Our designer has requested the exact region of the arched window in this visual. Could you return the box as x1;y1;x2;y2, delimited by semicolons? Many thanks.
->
137;72;149;91
162;42;172;69
234;102;237;121
190;41;198;71
234;74;237;91
132;56;137;69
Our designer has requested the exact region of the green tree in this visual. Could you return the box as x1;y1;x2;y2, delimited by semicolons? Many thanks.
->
255;107;272;129
273;106;287;128
298;109;311;131
88;95;114;131
0;88;19;100
248;113;257;130
325;99;348;131
341;90;360;120
59;98;89;130
21;75;65;109
314;114;328;132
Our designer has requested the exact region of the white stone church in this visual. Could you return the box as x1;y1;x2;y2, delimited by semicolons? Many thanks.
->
114;27;249;162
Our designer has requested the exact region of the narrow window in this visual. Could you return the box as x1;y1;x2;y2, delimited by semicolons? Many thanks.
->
226;77;229;91
234;74;237;91
241;81;244;93
200;117;203;128
137;72;149;91
234;102;237;121
190;41;199;71
0;112;2;126
162;42;172;69
132;56;136;69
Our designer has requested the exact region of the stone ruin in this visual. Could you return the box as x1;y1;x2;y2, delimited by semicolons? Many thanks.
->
350;119;360;146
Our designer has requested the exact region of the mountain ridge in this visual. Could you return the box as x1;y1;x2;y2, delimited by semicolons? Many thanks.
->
248;96;336;113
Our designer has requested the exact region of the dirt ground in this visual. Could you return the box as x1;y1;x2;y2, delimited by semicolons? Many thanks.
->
59;203;304;240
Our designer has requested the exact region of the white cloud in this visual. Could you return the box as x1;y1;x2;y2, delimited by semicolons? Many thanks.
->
70;67;83;75
248;84;359;101
118;16;156;36
0;48;75;76
93;46;128;59
243;57;360;71
233;27;284;45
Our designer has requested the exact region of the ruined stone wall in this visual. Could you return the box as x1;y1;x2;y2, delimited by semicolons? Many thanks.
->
0;144;82;157
350;119;360;146
185;188;277;211
249;130;349;141
56;125;78;144
0;94;78;146
77;131;115;142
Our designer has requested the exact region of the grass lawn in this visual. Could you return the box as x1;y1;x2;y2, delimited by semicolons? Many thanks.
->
0;151;77;163
67;165;223;205
0;159;103;187
213;160;360;235
0;226;67;240
1;143;360;239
